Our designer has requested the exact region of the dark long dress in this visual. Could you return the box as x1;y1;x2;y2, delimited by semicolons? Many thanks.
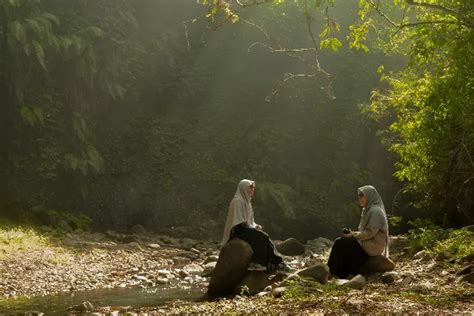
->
231;223;282;271
327;236;370;278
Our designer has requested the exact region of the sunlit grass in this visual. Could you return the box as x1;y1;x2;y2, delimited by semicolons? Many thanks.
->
397;291;458;308
0;225;71;264
0;227;47;257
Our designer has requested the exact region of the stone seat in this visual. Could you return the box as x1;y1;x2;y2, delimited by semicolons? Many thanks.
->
361;255;395;274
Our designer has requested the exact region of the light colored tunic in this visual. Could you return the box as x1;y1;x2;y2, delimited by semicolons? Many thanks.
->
353;185;389;257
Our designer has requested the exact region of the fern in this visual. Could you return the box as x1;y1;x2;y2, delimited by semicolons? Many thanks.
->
10;21;26;43
32;40;46;69
25;18;42;36
87;147;104;173
20;106;36;127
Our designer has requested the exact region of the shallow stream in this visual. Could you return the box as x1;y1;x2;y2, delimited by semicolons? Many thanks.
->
0;286;206;315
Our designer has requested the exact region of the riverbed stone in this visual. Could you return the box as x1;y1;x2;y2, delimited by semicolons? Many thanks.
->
130;224;147;235
202;261;217;277
272;286;288;297
183;263;204;275
208;238;253;297
275;237;305;256
147;243;161;249
382;271;399;284
67;301;95;312
346;274;367;290
205;255;219;264
297;263;330;284
234;271;272;295
461;272;474;284
360;255;395;274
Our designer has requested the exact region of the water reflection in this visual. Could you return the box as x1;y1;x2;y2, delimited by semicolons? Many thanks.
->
0;286;206;315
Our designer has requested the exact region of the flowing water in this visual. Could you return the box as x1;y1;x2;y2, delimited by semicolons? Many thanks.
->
0;286;207;315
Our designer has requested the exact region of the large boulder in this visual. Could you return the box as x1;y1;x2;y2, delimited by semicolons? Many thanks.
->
361;255;395;274
208;238;253;297
297;263;330;284
130;224;147;235
275;237;305;256
234;271;272;295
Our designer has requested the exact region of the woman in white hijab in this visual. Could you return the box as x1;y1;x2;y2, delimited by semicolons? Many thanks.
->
222;179;284;272
327;185;389;278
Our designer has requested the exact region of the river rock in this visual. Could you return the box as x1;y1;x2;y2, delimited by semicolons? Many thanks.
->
272;286;287;297
381;271;398;284
208;238;253;297
120;235;138;243
456;264;472;275
202;262;217;277
234;271;272;295
180;238;197;250
130;224;147;235
57;220;73;233
205;255;219;263
399;273;415;286
297;263;330;284
67;301;95;312
346;274;367;290
360;255;395;274
461;272;474;284
147;243;161;249
410;281;433;294
173;256;192;267
413;250;432;261
304;256;325;267
275;238;305;256
183;263;204;275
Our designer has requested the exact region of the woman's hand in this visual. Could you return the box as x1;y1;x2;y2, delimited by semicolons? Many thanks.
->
256;224;263;231
341;228;352;238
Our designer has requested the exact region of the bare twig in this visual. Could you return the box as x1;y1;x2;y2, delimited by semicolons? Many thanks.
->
236;0;272;7
303;0;331;77
367;0;398;27
266;72;317;102
238;17;271;42
248;42;317;54
182;15;206;51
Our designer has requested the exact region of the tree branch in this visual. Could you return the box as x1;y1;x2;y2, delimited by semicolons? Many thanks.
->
406;0;459;17
235;0;272;7
367;0;398;27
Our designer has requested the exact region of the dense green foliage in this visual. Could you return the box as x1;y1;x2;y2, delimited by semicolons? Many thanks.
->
365;0;474;224
1;0;472;240
407;219;474;260
204;0;474;226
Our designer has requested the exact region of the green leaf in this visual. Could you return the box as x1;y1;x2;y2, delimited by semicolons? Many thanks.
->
87;147;104;173
32;40;46;69
32;107;45;126
320;37;342;52
20;106;36;127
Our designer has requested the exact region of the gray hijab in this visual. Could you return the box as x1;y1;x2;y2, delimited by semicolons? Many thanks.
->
358;185;389;233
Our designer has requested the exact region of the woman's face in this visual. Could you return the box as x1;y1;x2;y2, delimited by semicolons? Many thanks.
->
358;193;367;207
247;184;255;198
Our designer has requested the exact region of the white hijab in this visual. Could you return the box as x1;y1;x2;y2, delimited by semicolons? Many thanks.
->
221;179;256;245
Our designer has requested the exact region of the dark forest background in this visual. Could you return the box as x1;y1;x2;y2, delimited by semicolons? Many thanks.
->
1;0;472;241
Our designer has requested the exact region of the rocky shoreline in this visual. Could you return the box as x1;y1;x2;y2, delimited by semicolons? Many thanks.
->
0;228;221;299
1;227;473;314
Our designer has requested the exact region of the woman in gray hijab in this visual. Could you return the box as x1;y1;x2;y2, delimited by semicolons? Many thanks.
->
327;185;389;278
222;179;286;272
